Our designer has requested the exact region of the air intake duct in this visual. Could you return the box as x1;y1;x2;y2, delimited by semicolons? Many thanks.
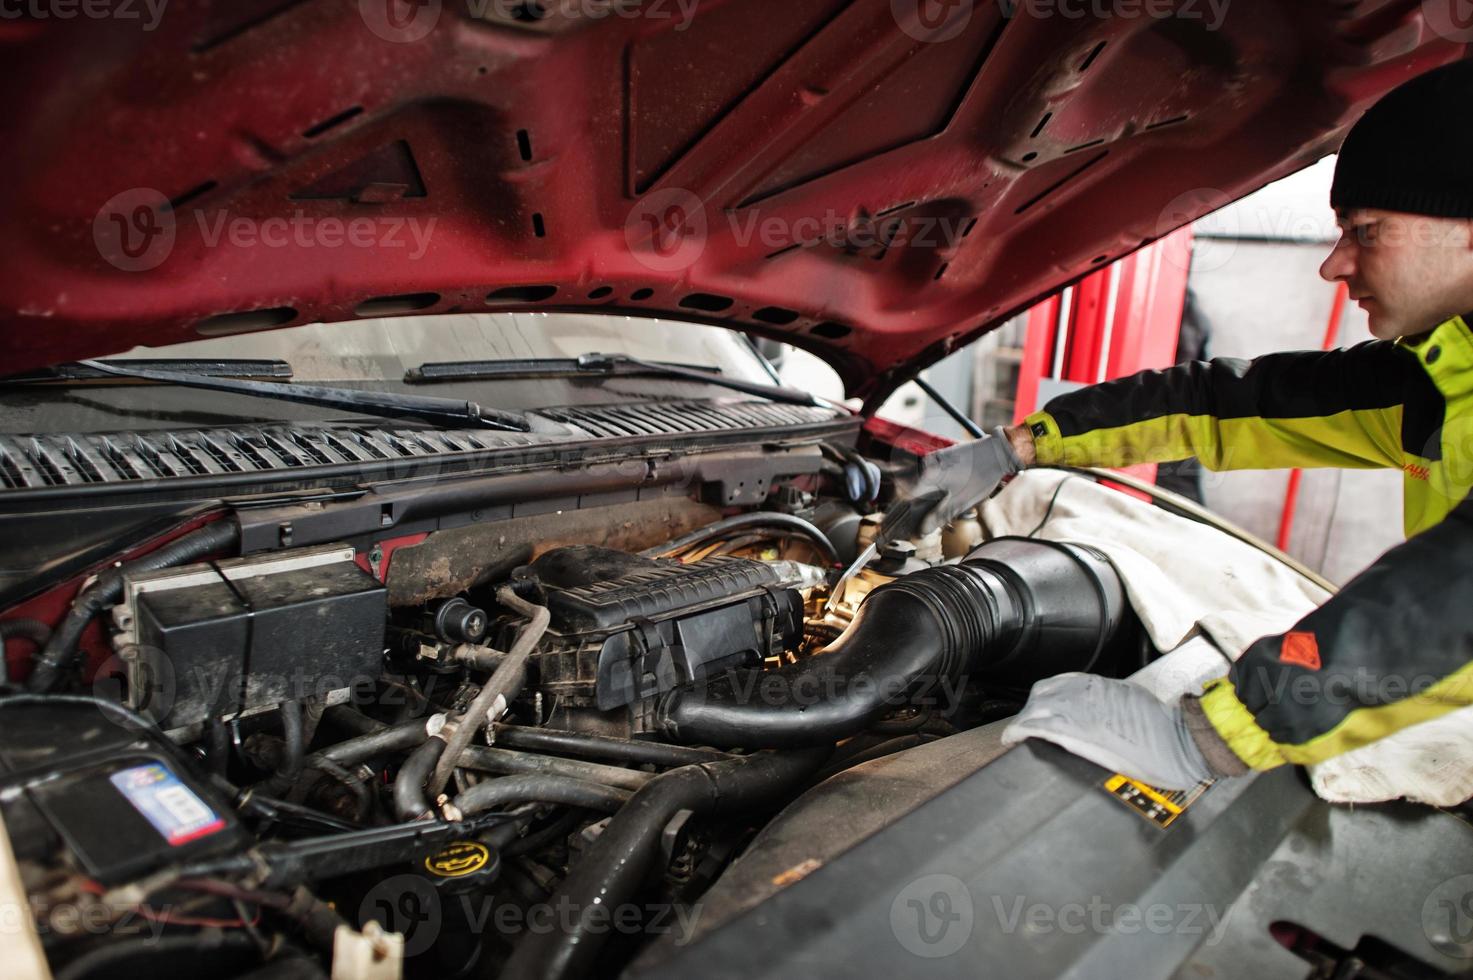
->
654;537;1124;749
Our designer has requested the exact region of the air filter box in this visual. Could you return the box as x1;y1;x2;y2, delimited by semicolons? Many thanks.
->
526;546;807;711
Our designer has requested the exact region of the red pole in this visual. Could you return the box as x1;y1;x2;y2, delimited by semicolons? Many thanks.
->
1276;281;1349;552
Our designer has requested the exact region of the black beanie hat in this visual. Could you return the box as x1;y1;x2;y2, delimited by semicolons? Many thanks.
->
1330;58;1473;219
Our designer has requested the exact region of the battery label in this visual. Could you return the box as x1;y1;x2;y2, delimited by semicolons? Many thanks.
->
1103;774;1211;829
109;763;225;846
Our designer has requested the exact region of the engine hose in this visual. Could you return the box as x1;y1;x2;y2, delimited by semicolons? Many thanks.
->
258;699;305;797
458;745;654;791
655;537;1124;749
640;511;841;566
0;619;50;686
453;774;632;816
426;586;548;797
27;518;240;693
500;746;830;980
491;723;733;767
393;736;447;821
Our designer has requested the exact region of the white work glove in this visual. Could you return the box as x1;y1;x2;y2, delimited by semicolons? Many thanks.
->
1001;673;1217;790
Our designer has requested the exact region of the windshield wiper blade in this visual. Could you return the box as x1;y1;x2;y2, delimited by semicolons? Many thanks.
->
579;354;830;408
405;357;724;383
70;360;531;432
407;353;830;409
3;358;294;383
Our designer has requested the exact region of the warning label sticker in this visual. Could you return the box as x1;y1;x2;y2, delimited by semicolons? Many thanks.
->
110;763;225;846
1103;774;1211;829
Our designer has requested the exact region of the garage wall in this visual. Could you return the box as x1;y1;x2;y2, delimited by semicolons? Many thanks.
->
1189;160;1405;585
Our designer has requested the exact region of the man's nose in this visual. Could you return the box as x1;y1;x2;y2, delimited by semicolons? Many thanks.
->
1320;237;1354;283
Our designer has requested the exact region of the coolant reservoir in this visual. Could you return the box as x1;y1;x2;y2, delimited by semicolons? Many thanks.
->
942;508;984;559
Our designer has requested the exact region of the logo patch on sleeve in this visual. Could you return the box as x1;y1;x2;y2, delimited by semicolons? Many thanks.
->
1279;631;1321;671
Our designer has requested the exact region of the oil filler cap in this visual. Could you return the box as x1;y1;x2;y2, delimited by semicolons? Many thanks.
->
423;841;500;889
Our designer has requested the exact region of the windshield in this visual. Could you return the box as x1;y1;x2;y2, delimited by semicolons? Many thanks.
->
107;312;776;384
0;313;781;434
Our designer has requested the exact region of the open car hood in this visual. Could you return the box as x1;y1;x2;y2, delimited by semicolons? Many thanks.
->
0;0;1464;402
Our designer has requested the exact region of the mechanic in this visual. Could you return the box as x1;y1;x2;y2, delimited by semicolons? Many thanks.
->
992;59;1473;792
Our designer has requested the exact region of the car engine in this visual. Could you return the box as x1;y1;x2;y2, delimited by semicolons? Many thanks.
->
0;431;1145;980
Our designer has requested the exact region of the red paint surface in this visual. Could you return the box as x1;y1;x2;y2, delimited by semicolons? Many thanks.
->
0;1;1460;403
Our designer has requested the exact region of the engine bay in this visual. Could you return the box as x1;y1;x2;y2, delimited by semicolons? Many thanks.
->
0;419;1156;980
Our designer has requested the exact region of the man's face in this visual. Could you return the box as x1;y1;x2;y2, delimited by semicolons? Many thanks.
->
1319;208;1473;340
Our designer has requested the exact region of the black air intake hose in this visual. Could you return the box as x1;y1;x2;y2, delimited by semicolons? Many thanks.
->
500;746;830;980
28;518;240;693
655;537;1124;749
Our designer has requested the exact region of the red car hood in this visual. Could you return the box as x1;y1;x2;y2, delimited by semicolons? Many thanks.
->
0;0;1464;402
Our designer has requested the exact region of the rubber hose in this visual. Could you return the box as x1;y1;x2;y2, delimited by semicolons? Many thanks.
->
491;724;732;767
28;519;239;693
641;512;840;565
0;619;50;686
427;586;548;797
458;745;654;791
500;746;830;980
452;774;632;816
656;537;1123;749
259;699;304;797
393;736;447;821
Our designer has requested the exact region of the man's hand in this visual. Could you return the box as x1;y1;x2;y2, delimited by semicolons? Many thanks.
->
903;426;1025;536
1003;423;1037;467
1000;674;1219;790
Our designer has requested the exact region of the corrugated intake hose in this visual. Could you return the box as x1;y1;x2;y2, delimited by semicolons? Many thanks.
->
655;537;1124;749
500;746;831;980
27;518;240;693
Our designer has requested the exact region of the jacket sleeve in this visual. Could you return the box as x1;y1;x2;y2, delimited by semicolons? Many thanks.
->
1196;493;1473;770
1023;342;1432;471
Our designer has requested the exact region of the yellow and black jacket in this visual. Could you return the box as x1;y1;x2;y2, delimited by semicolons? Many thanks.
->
1023;313;1473;771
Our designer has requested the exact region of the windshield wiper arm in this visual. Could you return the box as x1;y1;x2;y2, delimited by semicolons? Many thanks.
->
70;360;531;432
3;358;294;383
579;354;831;408
406;353;831;409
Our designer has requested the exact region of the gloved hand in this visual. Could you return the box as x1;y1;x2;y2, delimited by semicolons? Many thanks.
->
1000;673;1219;790
905;426;1024;536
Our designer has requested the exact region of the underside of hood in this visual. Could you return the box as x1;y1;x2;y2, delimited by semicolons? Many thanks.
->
0;0;1464;402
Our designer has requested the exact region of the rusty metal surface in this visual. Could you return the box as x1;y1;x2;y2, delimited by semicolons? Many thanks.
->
385;497;722;605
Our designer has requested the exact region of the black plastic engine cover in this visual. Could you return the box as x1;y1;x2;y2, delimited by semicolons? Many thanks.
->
529;546;804;711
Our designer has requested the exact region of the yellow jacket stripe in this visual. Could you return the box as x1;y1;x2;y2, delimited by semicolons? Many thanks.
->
1024;314;1473;771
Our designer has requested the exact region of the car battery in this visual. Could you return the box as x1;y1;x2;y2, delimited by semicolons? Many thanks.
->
115;544;387;729
0;699;246;886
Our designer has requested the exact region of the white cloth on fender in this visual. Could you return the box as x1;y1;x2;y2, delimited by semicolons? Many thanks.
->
981;469;1473;806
